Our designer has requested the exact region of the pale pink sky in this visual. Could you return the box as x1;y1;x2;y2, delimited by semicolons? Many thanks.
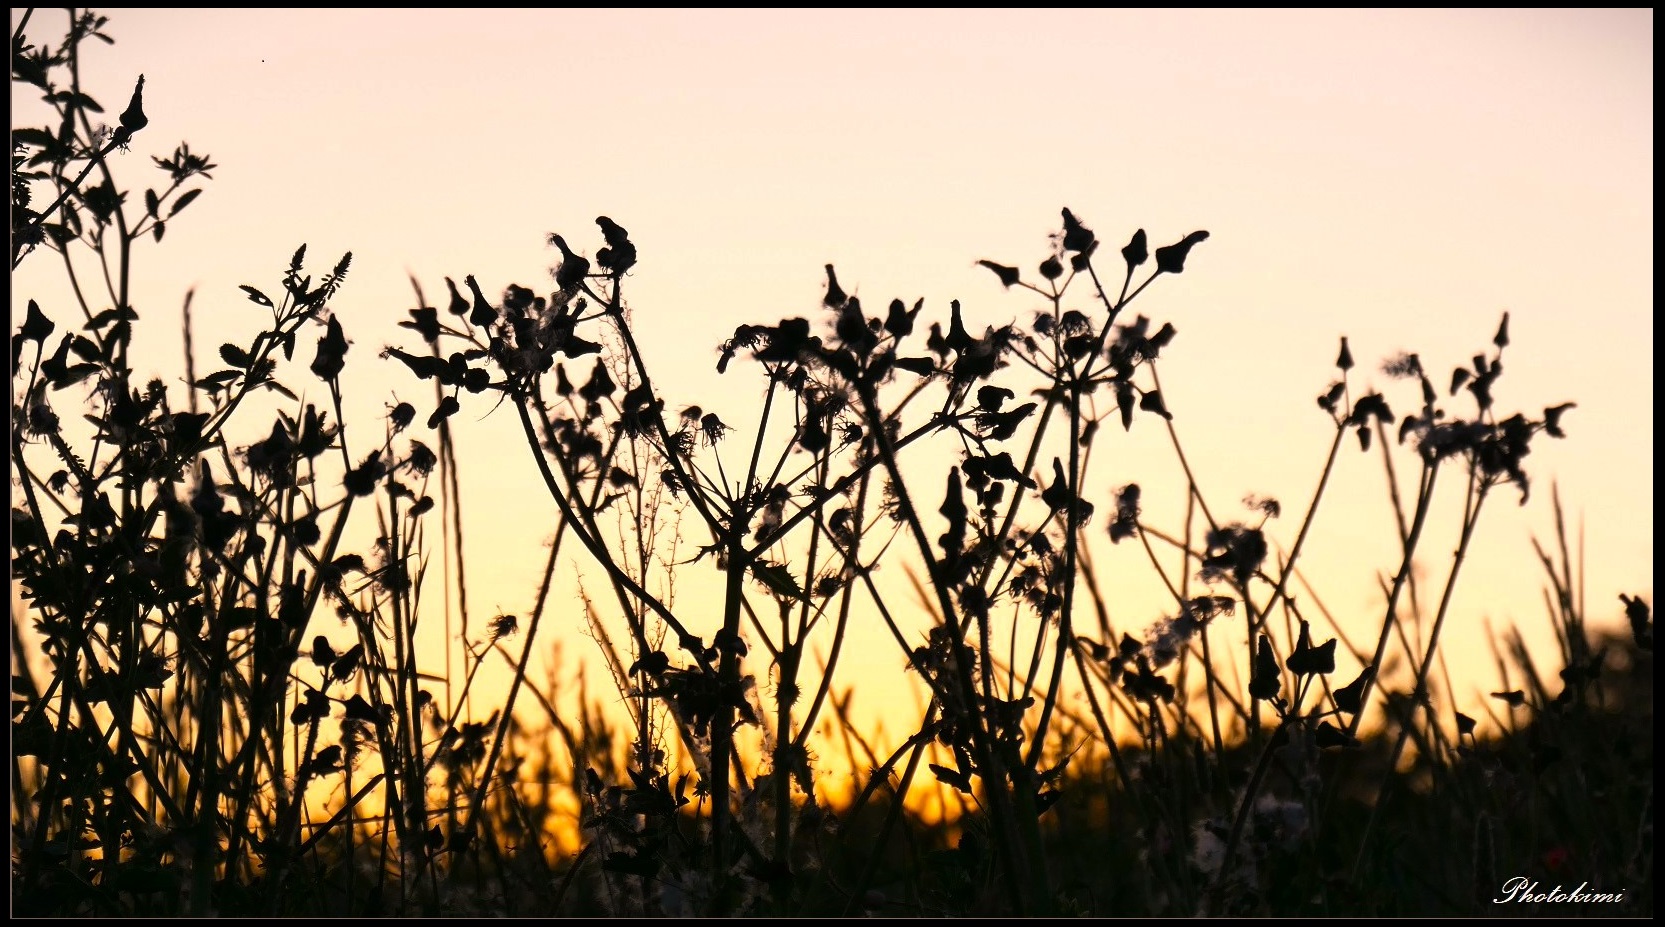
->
11;8;1653;749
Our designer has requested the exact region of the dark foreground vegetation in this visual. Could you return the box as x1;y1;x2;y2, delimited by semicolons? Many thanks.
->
10;9;1653;916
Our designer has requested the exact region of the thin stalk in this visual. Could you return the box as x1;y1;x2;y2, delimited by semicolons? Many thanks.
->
512;398;708;667
1345;458;1441;739
1255;423;1348;622
708;524;748;902
1205;716;1293;915
456;504;568;845
854;379;1029;914
1349;473;1491;881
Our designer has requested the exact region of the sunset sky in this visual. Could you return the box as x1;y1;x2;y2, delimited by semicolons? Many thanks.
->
10;8;1653;770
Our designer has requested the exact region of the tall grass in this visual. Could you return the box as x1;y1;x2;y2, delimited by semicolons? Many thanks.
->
10;9;1652;916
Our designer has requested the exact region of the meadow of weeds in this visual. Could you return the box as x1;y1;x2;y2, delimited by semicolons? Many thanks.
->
9;9;1653;917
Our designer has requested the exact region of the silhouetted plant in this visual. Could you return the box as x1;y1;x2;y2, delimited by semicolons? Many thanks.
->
10;7;1651;918
9;10;471;915
383;190;1635;915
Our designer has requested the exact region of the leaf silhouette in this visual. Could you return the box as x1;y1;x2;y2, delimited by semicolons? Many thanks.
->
822;264;847;308
311;316;348;381
1285;621;1337;676
977;260;1021;288
239;285;273;308
1153;230;1209;274
884;297;921;338
1060;207;1095;253
1249;634;1280;700
549;234;590;290
1138;390;1172;420
1121;228;1148;270
1332;664;1375;714
752;561;803;599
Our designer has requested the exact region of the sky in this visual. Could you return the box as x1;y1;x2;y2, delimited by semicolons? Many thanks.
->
10;8;1654;788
